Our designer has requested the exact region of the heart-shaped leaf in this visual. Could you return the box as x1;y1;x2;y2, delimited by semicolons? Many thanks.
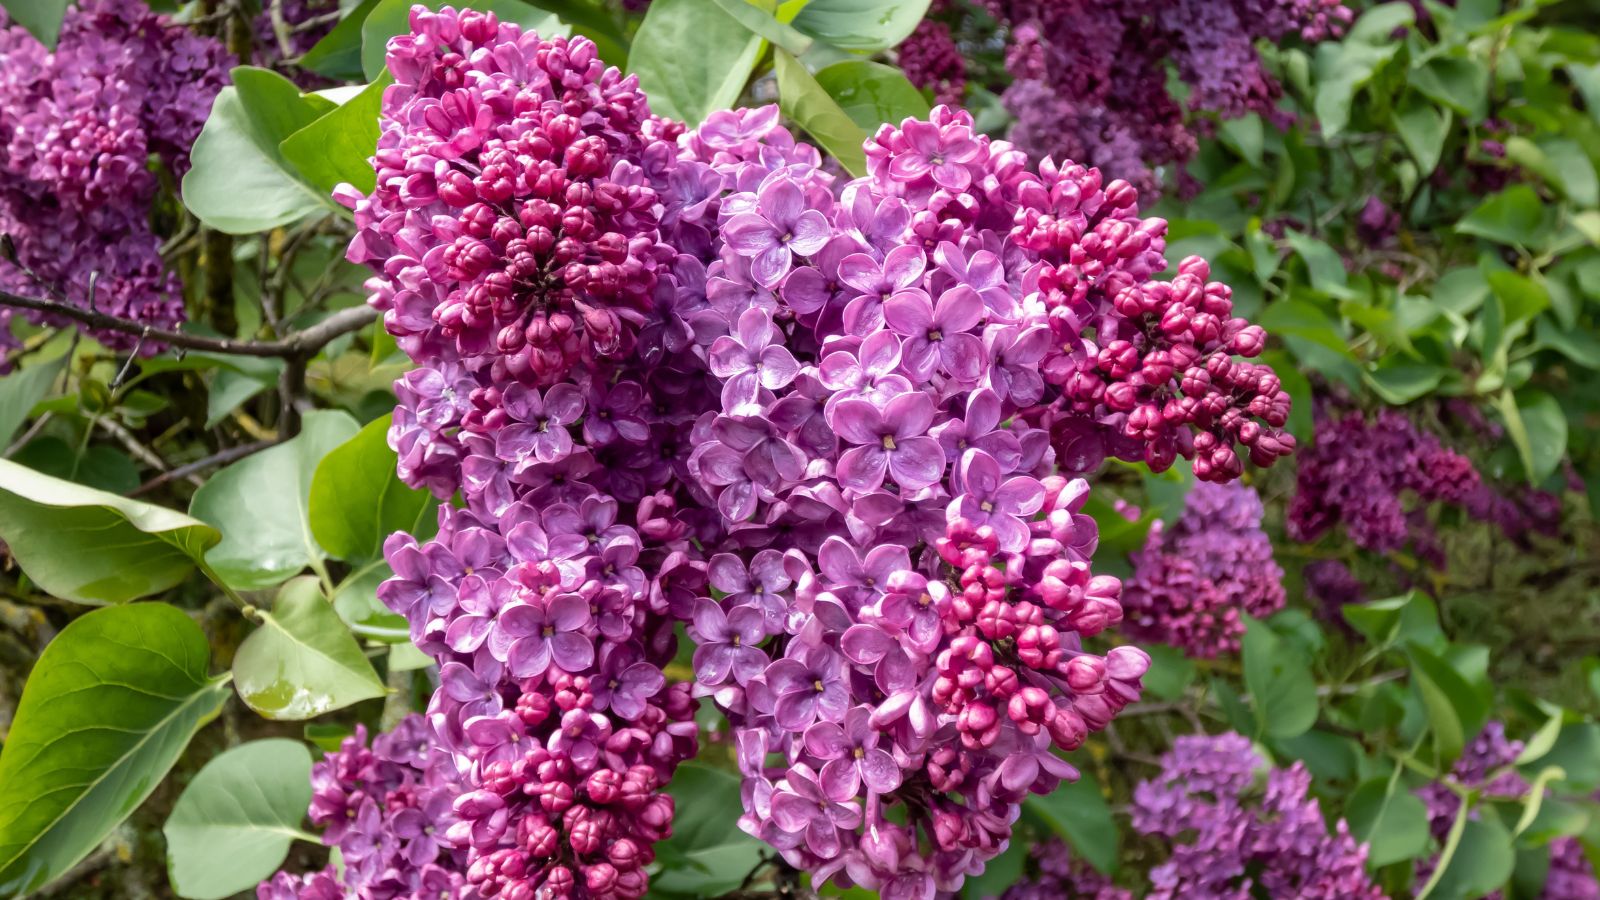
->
190;410;360;591
233;576;386;720
164;739;316;900
0;458;220;604
0;604;229;894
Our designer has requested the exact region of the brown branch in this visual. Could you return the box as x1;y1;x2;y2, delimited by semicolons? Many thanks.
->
0;289;377;358
130;440;274;496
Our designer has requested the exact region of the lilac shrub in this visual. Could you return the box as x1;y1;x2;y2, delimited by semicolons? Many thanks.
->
0;0;231;365
1123;481;1285;657
1130;732;1383;899
979;0;1350;193
1289;408;1480;565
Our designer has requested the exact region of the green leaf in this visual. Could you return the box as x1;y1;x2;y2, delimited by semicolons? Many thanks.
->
1284;230;1355;299
0;354;65;449
1408;641;1487;769
296;0;383;80
775;49;868;178
163;739;315;900
625;0;762;125
1023;769;1117;874
1364;362;1446;404
182;67;338;234
0;604;229;895
0;0;68;48
1457;185;1546;247
813;60;931;133
361;0;568;80
232;576;387;720
1431;815;1516;900
1242;616;1318;740
789;0;931;52
707;0;811;55
0;459;221;604
653;762;764;896
1503;389;1567;484
1347;776;1433;867
190;410;360;591
1394;94;1451;174
309;414;436;562
280;73;392;197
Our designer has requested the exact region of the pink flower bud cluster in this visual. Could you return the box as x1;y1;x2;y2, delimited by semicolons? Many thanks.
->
1122;481;1285;657
1415;723;1598;899
302;9;719;897
1130;732;1383;899
1288;408;1479;564
978;0;1349;193
0;0;232;366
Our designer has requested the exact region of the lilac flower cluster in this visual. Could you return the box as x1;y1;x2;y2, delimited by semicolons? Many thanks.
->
326;9;711;897
997;839;1132;900
1416;723;1598;899
262;6;1298;896
258;718;472;899
977;0;1350;193
1122;481;1285;657
0;0;231;365
670;97;1293;892
1130;732;1383;899
899;16;967;108
1288;408;1479;564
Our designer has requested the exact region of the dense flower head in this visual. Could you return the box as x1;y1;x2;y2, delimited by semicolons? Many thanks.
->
258;718;472;899
1130;732;1383;899
1416;723;1598;899
0;0;231;364
979;0;1350;193
302;7;1297;896
997;839;1133;899
1288;408;1480;562
1123;481;1285;657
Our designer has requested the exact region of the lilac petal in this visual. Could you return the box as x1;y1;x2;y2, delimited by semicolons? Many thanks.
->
693;643;735;685
549;632;594;672
859;748;902;793
507;635;552;678
788;209;831;256
836;445;888;494
887;437;944;490
819;757;860;801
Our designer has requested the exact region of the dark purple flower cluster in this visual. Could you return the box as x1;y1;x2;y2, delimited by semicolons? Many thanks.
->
1416;722;1598;899
1122;481;1285;657
1130;732;1383;899
997;839;1132;900
1288;409;1479;563
327;9;710;897
258;718;472;900
899;17;966;107
979;0;1350;193
0;0;231;364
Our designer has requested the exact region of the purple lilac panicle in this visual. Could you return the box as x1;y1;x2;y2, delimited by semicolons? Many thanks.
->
1289;408;1479;564
1129;732;1383;899
981;0;1350;194
0;0;231;364
1123;481;1285;658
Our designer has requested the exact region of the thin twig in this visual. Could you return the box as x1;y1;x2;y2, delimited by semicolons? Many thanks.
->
0;289;377;358
130;440;274;496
